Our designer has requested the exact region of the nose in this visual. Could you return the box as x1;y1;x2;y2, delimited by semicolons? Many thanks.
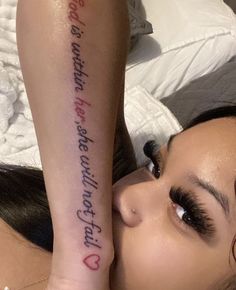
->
112;167;168;228
112;188;142;227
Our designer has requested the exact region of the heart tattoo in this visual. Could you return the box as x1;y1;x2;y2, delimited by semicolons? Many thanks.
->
83;254;101;270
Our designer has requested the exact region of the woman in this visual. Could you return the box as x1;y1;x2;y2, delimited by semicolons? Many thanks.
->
0;105;235;290
10;0;236;289
111;105;236;290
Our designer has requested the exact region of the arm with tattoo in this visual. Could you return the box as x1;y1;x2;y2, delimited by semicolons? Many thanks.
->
16;0;130;289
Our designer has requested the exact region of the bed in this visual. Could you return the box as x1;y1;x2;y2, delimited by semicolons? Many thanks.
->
0;0;236;168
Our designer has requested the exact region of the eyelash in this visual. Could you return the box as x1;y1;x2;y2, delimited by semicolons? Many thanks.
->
144;141;215;238
169;187;216;237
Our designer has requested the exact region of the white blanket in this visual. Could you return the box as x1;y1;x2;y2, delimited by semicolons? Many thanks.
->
0;0;182;169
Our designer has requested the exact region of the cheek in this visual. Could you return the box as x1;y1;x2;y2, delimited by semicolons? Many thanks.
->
116;227;190;290
113;222;216;290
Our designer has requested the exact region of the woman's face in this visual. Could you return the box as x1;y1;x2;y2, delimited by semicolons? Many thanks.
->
109;118;236;290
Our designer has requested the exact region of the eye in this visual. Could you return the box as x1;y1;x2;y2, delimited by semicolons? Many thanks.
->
172;203;192;226
169;187;216;238
143;140;162;179
175;204;186;220
147;160;161;179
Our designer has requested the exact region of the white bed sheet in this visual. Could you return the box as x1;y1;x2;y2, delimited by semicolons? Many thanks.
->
2;0;236;169
0;0;182;169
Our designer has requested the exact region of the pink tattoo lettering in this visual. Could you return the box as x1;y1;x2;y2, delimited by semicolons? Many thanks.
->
68;0;103;272
74;96;91;123
68;0;86;26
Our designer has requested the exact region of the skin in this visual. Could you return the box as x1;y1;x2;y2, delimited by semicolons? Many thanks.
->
16;1;130;288
0;219;52;289
0;117;235;289
110;117;236;290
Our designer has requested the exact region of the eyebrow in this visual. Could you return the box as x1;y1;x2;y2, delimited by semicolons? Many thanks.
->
165;133;231;219
188;174;230;218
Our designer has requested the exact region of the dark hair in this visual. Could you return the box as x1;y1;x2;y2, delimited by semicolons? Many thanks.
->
0;105;235;289
184;105;236;290
184;105;236;129
0;163;53;252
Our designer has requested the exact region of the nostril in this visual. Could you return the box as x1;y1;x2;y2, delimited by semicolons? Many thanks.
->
121;206;142;227
112;205;119;213
112;193;142;226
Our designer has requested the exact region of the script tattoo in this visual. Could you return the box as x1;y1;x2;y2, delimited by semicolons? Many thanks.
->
68;0;102;271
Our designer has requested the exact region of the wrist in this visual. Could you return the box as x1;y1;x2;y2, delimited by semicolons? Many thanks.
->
46;266;111;290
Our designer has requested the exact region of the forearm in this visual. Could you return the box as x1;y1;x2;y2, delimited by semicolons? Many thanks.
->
16;0;130;288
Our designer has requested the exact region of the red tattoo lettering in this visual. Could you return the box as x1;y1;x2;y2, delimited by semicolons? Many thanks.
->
68;0;86;26
74;97;91;123
83;254;101;271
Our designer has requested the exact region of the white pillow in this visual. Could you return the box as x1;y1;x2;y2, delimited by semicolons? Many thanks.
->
127;0;153;51
142;0;236;53
125;0;236;99
128;0;153;37
124;85;182;167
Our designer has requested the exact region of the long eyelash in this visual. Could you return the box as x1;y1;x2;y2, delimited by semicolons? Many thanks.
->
170;187;216;238
143;140;160;159
143;141;216;240
143;140;161;177
151;157;161;178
